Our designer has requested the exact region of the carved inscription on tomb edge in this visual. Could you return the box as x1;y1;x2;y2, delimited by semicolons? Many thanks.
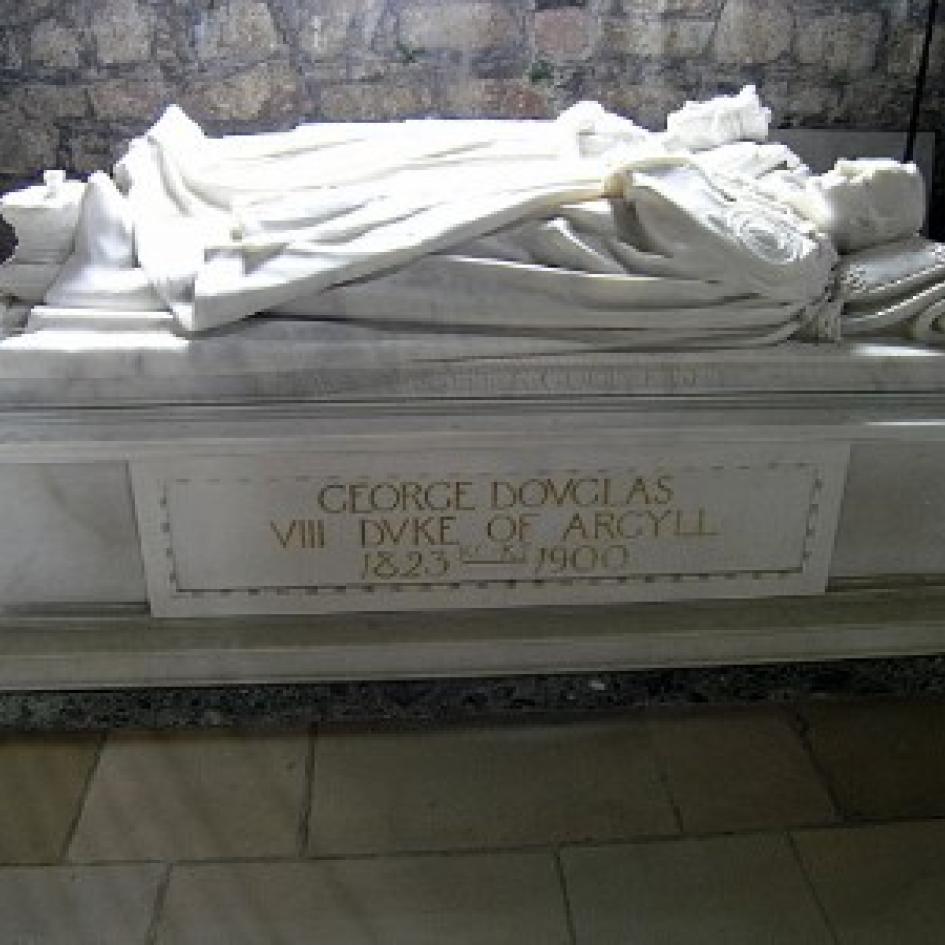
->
131;444;849;615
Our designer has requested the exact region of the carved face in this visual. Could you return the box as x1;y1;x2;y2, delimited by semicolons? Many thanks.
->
813;159;926;253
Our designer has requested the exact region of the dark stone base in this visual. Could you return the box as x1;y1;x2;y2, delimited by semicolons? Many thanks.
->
4;656;945;732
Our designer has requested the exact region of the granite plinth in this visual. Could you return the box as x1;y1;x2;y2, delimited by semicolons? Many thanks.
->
2;653;945;732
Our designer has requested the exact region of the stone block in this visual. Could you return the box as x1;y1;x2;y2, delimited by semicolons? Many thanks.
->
767;82;842;126
0;116;57;177
713;0;793;64
297;0;391;60
195;0;284;61
585;79;686;128
564;835;834;945
63;128;119;176
298;12;332;59
648;708;836;833
603;15;714;59
887;22;944;77
400;2;521;52
157;856;570;945
0;736;100;863
6;83;89;121
320;81;435;120
308;721;677;854
441;77;554;117
0;29;24;70
796;821;945;942
69;731;308;860
93;0;154;64
623;0;722;12
838;74;914;130
0;865;164;945
796;11;882;75
0;0;58;27
182;61;300;122
89;70;171;121
30;18;81;69
534;8;594;61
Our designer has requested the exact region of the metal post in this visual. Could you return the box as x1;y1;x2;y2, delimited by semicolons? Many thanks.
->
904;0;940;162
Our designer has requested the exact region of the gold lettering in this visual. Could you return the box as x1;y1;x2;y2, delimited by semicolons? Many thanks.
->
654;474;674;505
360;515;459;547
491;481;516;509
560;512;591;542
455;481;475;511
401;481;425;513
518;478;549;508
698;507;719;536
593;510;616;540
624;476;653;505
270;518;325;550
424;481;452;512
350;483;371;514
270;519;298;549
487;513;518;542
646;508;673;537
602;477;614;506
613;510;642;539
573;477;602;507
317;484;347;514
369;482;400;513
672;508;719;538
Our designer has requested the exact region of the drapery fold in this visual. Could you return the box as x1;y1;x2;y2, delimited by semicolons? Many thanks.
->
105;95;836;341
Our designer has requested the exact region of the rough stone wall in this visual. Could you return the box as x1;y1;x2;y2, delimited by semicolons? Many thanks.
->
0;0;943;215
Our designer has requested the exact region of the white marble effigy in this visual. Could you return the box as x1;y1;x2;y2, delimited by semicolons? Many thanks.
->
2;86;939;345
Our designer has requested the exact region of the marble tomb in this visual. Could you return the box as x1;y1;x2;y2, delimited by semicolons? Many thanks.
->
1;88;945;688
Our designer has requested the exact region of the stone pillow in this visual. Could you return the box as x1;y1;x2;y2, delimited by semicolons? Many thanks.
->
837;236;945;343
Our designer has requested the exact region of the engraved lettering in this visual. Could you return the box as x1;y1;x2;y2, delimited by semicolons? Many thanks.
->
655;474;674;504
270;518;325;550
317;483;347;513
646;508;673;537
270;519;297;549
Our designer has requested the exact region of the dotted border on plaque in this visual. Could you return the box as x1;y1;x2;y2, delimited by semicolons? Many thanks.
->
155;463;824;602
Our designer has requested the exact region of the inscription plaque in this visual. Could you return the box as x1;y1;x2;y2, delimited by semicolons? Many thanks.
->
132;442;849;616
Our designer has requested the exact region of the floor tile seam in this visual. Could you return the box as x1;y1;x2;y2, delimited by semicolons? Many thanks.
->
549;818;893;853
641;716;686;834
789;810;945;834
18;811;945;872
785;705;848;822
40;820;892;870
296;724;316;856
307;833;679;861
46;847;568;870
553;846;579;945
143;862;173;945
58;730;107;863
785;830;842;945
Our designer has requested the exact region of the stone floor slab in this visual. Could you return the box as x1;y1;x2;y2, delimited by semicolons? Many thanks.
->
0;863;164;945
800;700;945;819
69;730;308;861
0;735;99;864
648;707;836;833
562;833;834;945
794;820;945;944
155;853;570;945
309;719;677;855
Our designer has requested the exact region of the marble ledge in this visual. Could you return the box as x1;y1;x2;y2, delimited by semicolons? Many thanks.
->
1;310;945;407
